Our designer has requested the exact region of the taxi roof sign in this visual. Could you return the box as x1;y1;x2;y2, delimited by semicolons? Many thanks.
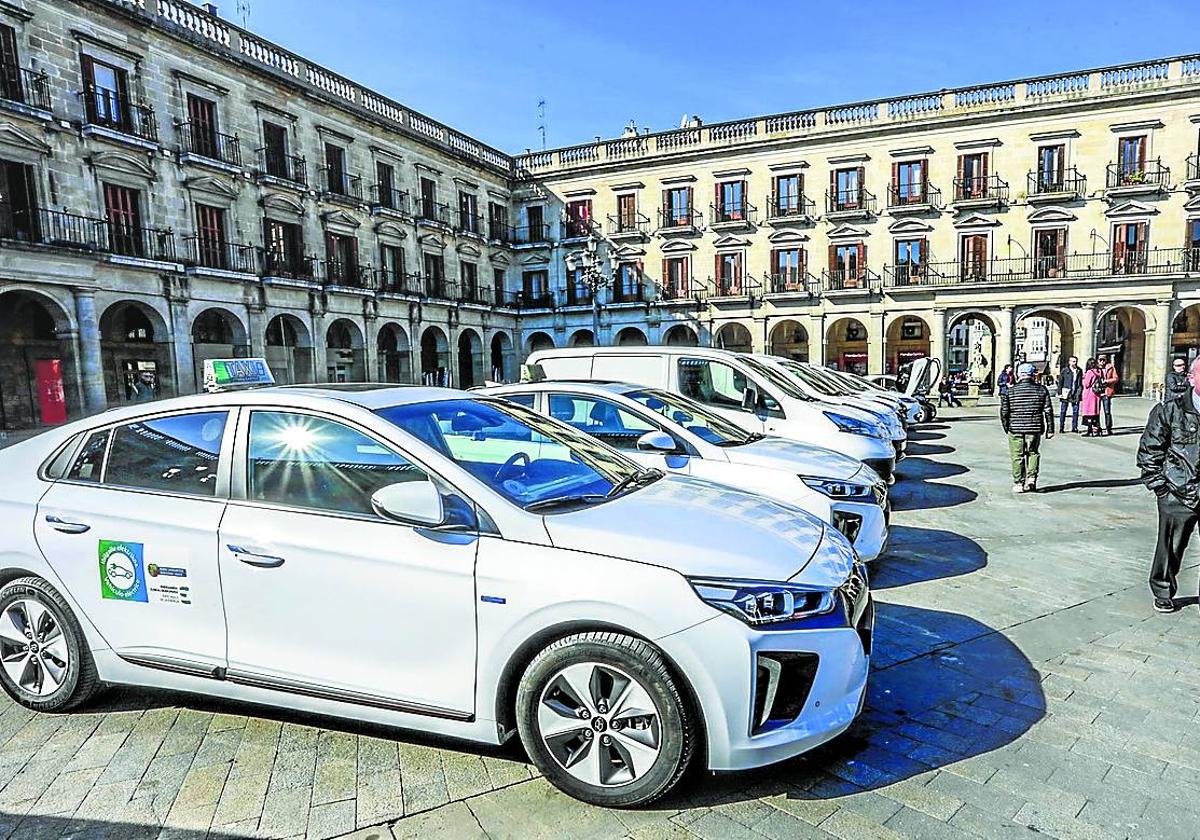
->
203;358;275;393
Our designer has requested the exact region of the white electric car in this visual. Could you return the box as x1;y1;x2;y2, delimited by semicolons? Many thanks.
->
0;385;872;807
478;381;889;561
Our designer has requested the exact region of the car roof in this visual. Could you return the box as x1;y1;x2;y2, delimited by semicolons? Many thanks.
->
481;380;646;397
530;345;734;359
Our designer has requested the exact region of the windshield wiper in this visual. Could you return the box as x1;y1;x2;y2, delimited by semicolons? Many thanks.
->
716;432;764;448
606;468;665;499
524;494;607;513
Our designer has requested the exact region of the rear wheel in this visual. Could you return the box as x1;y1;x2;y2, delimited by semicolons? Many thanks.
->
516;632;695;807
0;577;100;712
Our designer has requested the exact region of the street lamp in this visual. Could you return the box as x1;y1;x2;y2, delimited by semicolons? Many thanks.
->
564;233;610;345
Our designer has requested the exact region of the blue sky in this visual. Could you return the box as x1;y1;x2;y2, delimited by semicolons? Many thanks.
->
237;0;1200;153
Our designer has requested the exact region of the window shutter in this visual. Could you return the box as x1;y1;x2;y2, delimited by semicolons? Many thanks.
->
685;187;693;215
1138;137;1147;168
920;159;929;200
828;243;837;273
856;166;866;195
115;67;131;129
714;253;721;286
799;248;807;278
1055;229;1066;265
919;238;928;264
956;154;965;194
857;243;866;279
980;152;989;182
891;162;899;199
829;169;837;205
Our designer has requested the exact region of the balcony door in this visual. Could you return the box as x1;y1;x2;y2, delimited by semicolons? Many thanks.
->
196;204;227;269
1118;136;1147;179
617;193;637;230
0;24;22;103
958;153;989;199
326;233;359;285
1033;228;1066;278
264;218;304;277
831;243;865;286
960;234;988;281
1037;145;1065;191
662;258;688;299
104;183;142;258
773;174;801;216
772;247;804;291
833;168;862;210
0;159;38;241
714;252;743;295
893;239;926;283
263;121;289;178
1112;222;1147;274
186;94;219;159
894;161;925;204
81;55;129;131
325;144;347;195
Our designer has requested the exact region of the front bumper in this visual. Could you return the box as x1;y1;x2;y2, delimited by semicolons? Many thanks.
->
892;439;907;462
863;456;896;483
832;498;888;562
658;586;872;772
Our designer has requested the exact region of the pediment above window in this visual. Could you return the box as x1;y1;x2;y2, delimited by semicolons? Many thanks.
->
418;232;446;249
660;239;696;253
0;123;49;157
184;174;239;199
886;218;933;235
321;209;361;230
712;234;751;248
612;244;646;258
260;191;305;217
953;213;1000;229
827;224;869;239
374;220;408;240
767;228;809;244
1184;194;1200;213
87;149;154;180
489;252;511;267
1105;199;1158;218
520;252;549;266
455;242;482;257
1026;206;1077;224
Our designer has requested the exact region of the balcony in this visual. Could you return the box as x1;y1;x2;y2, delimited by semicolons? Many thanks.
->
1105;158;1170;195
608;212;650;238
709;199;757;230
562;217;600;240
106;221;177;262
657;207;703;235
512;222;552;244
323;259;373;288
703;275;759;299
822;268;879;292
764;271;819;296
177;122;242;169
658;281;697;303
0;64;50;113
488;219;512;243
423;275;458;300
375;268;422;295
825;188;877;219
1185;154;1200;189
886;182;941;214
257;148;307;187
565;285;593;306
83;85;158;145
1027;167;1087;202
508;289;555;310
416;200;452;227
370;186;409;217
882;263;933;288
952;175;1010;209
459;283;493;306
457;211;484;237
183;236;258;274
261;251;317;281
765;193;816;225
319;168;363;204
611;281;646;304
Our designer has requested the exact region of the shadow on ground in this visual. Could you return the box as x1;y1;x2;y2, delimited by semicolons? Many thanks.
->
889;458;977;511
871;525;987;589
1036;476;1143;493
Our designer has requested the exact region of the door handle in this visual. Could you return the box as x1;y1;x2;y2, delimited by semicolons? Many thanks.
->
45;515;90;535
226;544;285;568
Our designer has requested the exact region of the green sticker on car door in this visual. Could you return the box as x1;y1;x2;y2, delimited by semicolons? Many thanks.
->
98;541;148;602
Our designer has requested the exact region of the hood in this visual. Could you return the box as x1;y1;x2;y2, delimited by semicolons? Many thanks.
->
542;475;842;585
724;436;863;480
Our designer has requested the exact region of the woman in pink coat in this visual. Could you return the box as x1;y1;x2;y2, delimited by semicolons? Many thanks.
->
1080;358;1102;436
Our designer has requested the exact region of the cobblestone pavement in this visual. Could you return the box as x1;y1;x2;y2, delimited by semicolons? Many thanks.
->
2;399;1198;839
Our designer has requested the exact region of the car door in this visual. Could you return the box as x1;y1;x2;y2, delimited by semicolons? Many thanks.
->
674;357;769;433
218;408;478;717
35;409;234;673
545;392;694;475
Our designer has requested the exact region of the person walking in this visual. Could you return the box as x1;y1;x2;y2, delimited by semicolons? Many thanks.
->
1080;358;1102;436
1057;356;1083;433
1098;354;1119;435
1001;362;1054;493
1137;357;1200;613
997;364;1014;397
1165;357;1191;400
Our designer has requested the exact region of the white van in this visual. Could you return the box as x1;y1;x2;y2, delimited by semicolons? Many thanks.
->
526;346;898;481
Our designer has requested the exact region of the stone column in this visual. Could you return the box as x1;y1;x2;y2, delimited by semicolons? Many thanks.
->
168;297;197;395
1150;299;1174;396
868;312;886;376
247;304;267;359
928;308;947;371
995;306;1015;369
72;289;107;415
1076;303;1096;364
811;313;826;366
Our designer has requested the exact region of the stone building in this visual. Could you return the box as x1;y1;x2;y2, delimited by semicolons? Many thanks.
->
2;0;1200;430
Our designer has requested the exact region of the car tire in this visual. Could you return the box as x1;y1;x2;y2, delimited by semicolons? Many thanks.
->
0;577;101;713
516;631;696;807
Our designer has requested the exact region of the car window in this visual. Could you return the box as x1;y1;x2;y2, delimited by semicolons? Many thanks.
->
547;393;658;451
625;388;754;447
677;358;784;418
377;398;643;509
103;412;227;496
247;411;427;517
67;429;110;483
500;393;536;409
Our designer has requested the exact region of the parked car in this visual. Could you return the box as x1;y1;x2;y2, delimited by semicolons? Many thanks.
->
478;380;889;561
526;346;897;481
820;367;925;427
0;384;872;807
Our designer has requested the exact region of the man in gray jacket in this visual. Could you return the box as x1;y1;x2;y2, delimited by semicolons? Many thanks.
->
1057;356;1083;433
1001;363;1054;493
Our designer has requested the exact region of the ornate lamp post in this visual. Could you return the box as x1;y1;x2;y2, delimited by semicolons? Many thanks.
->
564;233;610;345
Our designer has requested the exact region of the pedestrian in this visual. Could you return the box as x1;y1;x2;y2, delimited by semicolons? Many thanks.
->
1137;357;1200;613
937;378;961;408
1098;354;1119;435
1165;357;1191;400
997;364;1014;397
1057;355;1083;433
1080;358;1102;436
1001;362;1054;494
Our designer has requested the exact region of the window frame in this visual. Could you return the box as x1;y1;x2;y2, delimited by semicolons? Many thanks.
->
546;391;675;453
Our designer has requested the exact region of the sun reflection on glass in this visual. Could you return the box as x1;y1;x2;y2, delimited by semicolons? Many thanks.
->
270;420;323;455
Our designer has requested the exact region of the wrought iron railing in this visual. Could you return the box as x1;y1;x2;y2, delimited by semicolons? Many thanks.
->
184;236;257;273
608;212;650;235
488;218;511;242
709;199;757;225
823;267;880;291
1027;167;1086;197
1106;157;1170;189
178;122;242;166
370;186;409;214
766;192;816;220
416;200;452;226
657;207;703;230
611;281;646;303
423;275;457;299
765;271;819;295
259;147;307;185
512;222;552;243
826;188;877;214
562;216;600;239
703;275;760;298
457;211;484;235
319;167;363;200
886;182;941;208
375;268;422;294
84;84;158;142
953;174;1010;203
107;221;177;261
261;250;317;280
0;64;50;110
30;208;108;250
323;258;372;287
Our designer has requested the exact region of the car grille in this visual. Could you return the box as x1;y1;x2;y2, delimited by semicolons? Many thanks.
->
864;458;894;481
751;652;820;735
832;511;863;543
873;483;888;507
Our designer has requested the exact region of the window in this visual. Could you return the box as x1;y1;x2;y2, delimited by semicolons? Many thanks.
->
263;218;305;277
324;144;347;194
0;24;24;103
614;263;642;302
617;193;638;230
68;429;111;483
458;191;478;233
1117;135;1147;179
565;199;592;237
375;161;396;209
423;252;445;295
773;174;801;216
663;187;692;227
104;183;142;258
492;267;506;296
522;269;549;303
771;248;805;290
1188;219;1200;272
420;177;437;218
105;412;228;496
715;181;745;221
488;202;507;239
893;161;926;204
502;393;536;409
185;93;219;159
1033;228;1067;278
893;238;926;283
379;243;405;289
262;121;290;179
714;252;743;295
830;242;866;286
1112;222;1148;274
677;358;772;415
961;234;988;280
461;261;479;299
81;54;129;131
325;233;359;285
566;266;590;305
1036;145;1066;191
526;204;545;239
547;394;659;451
0;159;38;240
195;204;226;269
831;167;863;210
662;257;690;298
957;153;989;199
248;412;425;516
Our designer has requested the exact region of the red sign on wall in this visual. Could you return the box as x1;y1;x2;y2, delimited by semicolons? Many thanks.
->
35;359;67;425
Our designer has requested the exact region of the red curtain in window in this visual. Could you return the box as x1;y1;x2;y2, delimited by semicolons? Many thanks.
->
104;183;140;257
196;204;225;268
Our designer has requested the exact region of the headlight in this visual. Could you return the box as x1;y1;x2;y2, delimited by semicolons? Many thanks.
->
688;578;836;626
823;411;885;437
801;476;874;500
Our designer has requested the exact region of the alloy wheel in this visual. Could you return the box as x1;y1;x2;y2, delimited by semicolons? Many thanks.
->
0;599;69;697
537;661;662;788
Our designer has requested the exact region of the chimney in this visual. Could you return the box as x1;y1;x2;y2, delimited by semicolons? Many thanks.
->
203;3;219;15
689;115;703;128
621;121;638;138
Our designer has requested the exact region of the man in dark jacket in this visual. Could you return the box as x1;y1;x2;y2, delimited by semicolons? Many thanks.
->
1001;362;1054;494
1165;357;1191;400
1057;356;1083;433
1138;356;1200;613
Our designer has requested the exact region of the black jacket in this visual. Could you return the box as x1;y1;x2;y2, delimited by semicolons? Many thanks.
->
1057;366;1083;402
1166;370;1191;398
1138;394;1200;507
1000;380;1053;435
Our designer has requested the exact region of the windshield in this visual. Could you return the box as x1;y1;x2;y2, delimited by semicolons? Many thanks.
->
821;368;870;395
739;356;814;401
771;360;843;397
623;388;756;447
376;398;645;510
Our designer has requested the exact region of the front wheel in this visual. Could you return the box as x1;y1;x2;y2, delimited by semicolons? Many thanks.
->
516;632;696;807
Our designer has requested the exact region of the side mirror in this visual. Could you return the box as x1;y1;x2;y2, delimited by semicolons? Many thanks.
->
636;430;677;453
740;385;759;412
370;480;444;527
